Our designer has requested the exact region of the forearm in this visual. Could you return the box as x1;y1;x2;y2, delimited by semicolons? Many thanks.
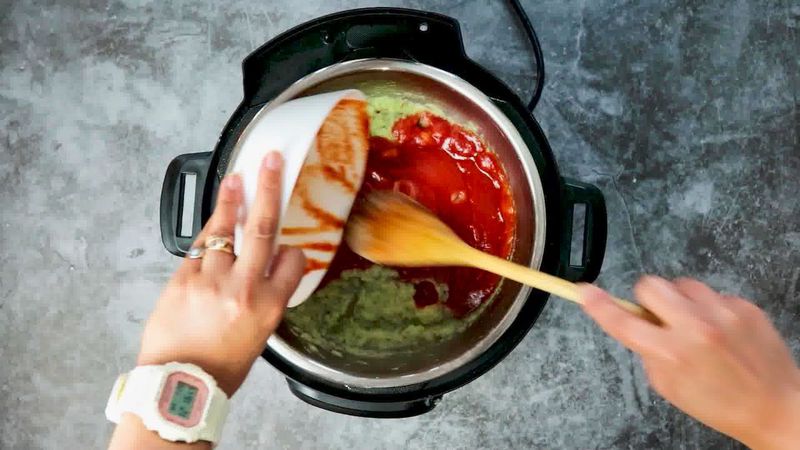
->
108;414;212;450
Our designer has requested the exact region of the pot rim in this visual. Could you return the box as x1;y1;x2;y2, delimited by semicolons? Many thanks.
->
229;58;547;388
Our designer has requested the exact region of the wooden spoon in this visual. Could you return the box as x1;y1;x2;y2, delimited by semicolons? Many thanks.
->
345;190;660;325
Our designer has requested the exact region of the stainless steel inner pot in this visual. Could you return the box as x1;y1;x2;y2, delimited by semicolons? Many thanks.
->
230;59;547;388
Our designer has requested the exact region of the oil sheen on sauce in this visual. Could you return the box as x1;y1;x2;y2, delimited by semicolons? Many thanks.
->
317;111;517;318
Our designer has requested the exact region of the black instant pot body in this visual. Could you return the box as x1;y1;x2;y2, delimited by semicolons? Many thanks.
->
160;8;607;418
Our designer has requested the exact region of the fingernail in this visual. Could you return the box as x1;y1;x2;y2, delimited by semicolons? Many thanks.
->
577;283;595;299
223;174;242;190
264;151;282;170
578;283;606;306
645;276;676;294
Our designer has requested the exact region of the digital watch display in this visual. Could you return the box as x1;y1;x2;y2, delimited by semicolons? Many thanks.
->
105;363;229;444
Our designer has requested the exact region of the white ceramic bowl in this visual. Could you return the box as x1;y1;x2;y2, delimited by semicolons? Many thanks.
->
228;89;369;307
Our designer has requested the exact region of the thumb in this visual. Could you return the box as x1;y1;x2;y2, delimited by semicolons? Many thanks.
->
579;283;668;359
268;245;306;302
257;246;305;331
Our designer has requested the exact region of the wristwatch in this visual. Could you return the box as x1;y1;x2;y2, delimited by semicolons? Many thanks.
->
105;362;230;445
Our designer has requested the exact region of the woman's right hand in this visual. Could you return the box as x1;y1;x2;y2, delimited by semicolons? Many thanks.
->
581;277;800;450
137;152;305;398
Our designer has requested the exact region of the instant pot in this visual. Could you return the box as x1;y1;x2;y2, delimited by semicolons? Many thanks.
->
160;7;607;417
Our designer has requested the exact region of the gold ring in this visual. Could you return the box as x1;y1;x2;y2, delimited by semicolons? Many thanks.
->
205;236;234;254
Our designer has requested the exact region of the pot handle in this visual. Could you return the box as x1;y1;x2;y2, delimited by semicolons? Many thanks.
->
160;152;213;257
560;178;608;283
286;378;441;418
240;8;466;105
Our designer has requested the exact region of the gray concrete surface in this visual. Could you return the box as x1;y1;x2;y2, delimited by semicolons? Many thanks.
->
1;0;798;448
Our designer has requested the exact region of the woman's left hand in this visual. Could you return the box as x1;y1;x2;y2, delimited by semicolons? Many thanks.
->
137;151;305;396
582;278;800;449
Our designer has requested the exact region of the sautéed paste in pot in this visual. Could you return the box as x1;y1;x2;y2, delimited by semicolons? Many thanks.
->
284;100;516;357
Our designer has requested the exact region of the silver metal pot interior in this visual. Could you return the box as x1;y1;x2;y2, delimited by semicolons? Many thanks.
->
260;59;547;388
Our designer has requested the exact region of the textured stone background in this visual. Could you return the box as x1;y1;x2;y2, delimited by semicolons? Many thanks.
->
1;0;798;448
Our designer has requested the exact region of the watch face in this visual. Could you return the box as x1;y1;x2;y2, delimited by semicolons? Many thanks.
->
158;372;209;427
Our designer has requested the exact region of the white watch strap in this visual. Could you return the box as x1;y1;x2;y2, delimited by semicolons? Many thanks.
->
198;380;229;444
106;363;229;445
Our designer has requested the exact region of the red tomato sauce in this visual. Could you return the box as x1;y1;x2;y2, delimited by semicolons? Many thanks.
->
320;112;516;318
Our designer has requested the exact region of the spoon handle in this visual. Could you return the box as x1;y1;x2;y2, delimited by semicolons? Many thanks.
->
461;246;661;325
